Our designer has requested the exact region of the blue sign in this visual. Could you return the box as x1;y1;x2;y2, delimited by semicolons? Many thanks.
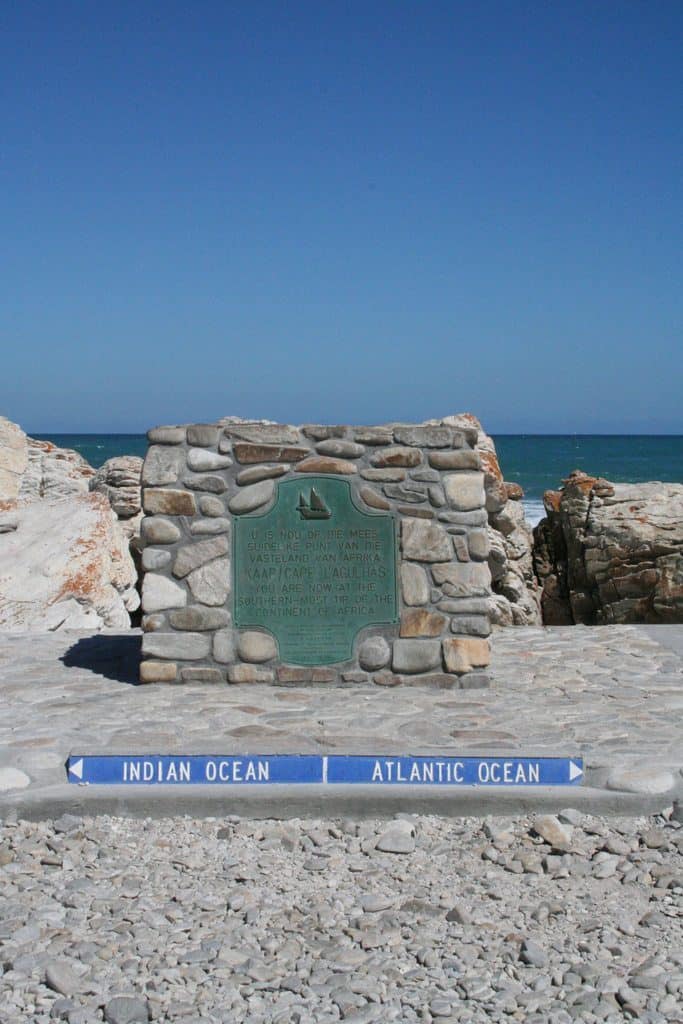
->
326;756;583;786
67;754;583;787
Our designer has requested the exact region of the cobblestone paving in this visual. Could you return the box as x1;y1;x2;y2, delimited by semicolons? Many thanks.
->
0;627;681;797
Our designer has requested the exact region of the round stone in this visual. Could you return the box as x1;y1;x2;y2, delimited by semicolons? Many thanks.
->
237;630;277;663
358;636;391;671
606;767;676;794
228;480;275;515
187;448;233;472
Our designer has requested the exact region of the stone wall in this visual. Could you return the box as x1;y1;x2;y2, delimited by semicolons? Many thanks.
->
139;418;494;686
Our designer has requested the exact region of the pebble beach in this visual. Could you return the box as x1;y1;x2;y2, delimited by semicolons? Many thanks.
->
1;809;682;1024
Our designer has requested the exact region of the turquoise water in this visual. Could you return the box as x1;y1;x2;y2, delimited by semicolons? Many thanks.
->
35;433;683;526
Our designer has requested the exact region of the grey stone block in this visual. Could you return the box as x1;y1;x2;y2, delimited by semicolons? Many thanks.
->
429;449;482;470
468;529;490;560
401;519;452;562
186;449;233;472
190;517;230;535
432;561;491;596
141;548;172;572
438;509;488;527
168;607;230;631
236;464;288;486
180;667;225;683
301;424;347;441
142;446;182;486
400;563;430;606
142;632;211;660
224;423;302;445
186;425;219;447
228;480;275;515
183;474;228;494
449;614;491;637
146;426;185;444
393;425;454;447
392;639;441;673
443;472;486;511
141;574;186;614
352;426;393;445
173;536;230;578
384;483;426;503
186;557;230;606
141;517;181;544
198;495;225;516
213;628;237;664
315;439;365;458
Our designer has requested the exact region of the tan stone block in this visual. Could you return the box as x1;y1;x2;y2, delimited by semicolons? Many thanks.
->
401;518;452;561
370;446;421;468
443;472;486;512
227;664;275;683
400;563;430;606
143;488;197;516
400;609;447;637
276;666;336;682
140;660;178;683
442;637;490;675
294;456;357;475
359;485;390;510
398;506;434;519
428;450;481;470
233;443;308;463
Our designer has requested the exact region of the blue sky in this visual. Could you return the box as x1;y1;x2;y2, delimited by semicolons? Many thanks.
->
2;1;681;433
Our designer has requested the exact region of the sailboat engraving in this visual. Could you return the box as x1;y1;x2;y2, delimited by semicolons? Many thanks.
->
297;488;331;520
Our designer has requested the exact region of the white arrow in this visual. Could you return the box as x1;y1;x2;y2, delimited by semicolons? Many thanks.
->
569;760;583;782
69;758;83;780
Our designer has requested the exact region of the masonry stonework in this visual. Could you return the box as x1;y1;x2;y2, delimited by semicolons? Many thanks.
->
139;417;493;687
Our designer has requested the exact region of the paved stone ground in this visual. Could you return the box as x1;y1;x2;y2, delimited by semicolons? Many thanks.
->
0;809;681;1023
0;626;681;813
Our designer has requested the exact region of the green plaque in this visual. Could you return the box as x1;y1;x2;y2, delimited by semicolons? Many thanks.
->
233;477;398;665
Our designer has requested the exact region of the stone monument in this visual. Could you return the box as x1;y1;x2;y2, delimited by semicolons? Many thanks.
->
139;418;493;686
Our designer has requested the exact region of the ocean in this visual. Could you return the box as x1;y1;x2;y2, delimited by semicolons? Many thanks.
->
34;433;683;527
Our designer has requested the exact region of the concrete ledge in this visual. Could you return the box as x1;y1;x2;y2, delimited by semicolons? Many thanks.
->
1;781;679;823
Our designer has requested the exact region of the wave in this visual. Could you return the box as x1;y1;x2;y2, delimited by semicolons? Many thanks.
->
523;499;545;527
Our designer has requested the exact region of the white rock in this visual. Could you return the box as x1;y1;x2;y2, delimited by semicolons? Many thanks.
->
606;766;676;794
187;448;233;472
187;557;230;606
0;766;30;791
142;574;187;613
0;493;138;631
0;416;28;501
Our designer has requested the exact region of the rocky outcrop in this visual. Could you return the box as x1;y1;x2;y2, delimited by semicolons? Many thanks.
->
534;470;683;624
90;456;143;539
0;492;140;630
0;417;139;631
436;415;541;625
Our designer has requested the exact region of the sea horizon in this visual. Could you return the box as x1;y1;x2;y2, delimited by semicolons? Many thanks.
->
33;431;683;528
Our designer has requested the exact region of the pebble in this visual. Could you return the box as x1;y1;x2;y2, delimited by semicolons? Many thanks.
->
44;959;81;996
103;996;150;1023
